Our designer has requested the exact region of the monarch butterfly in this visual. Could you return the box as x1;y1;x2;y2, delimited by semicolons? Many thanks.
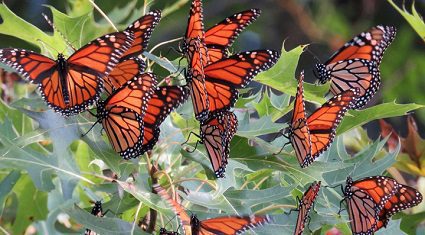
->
154;184;271;235
314;25;396;109
95;73;157;159
375;184;423;231
342;176;400;235
198;110;238;178
84;201;104;235
284;71;359;168
120;10;161;61
183;0;279;119
294;181;321;235
0;31;133;116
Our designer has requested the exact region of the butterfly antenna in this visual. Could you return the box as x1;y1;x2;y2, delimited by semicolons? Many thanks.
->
42;13;77;52
81;119;100;138
305;45;322;64
274;140;290;155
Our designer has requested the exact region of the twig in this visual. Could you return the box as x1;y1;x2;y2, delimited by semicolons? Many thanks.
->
88;0;118;32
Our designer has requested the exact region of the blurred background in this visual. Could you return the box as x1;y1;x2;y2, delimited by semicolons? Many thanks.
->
1;0;424;138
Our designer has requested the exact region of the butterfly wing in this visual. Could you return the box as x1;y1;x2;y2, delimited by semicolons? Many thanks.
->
104;57;146;94
204;9;260;63
324;25;396;66
294;181;321;235
306;88;358;161
99;73;157;159
375;185;423;231
344;176;400;234
153;184;192;234
64;30;134;115
197;215;271;235
315;25;396;109
185;0;205;41
200;111;238;178
121;10;161;61
288;72;312;167
323;59;380;109
186;37;210;121
141;85;190;154
203;50;279;113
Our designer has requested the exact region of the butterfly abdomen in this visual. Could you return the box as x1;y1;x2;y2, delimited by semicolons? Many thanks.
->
56;54;70;104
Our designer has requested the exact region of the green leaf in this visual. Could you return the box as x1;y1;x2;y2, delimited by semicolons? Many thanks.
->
0;3;66;54
11;175;48;234
0;170;20;214
47;5;99;50
255;44;328;104
63;203;149;235
337;102;424;134
387;0;425;42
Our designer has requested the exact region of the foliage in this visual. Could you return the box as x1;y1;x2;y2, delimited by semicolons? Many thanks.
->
0;0;423;235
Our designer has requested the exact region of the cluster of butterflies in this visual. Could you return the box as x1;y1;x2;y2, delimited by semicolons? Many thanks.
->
0;0;422;234
85;175;422;235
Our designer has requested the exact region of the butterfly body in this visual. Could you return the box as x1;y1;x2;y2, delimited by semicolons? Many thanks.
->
85;201;104;235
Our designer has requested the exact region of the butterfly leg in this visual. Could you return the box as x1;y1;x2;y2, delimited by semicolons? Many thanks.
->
274;141;291;155
81;119;100;138
337;199;346;215
285;196;300;215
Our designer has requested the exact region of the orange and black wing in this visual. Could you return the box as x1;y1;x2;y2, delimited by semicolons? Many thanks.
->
140;85;190;154
203;50;279;113
204;9;260;63
343;176;400;235
0;49;60;110
200;111;238;178
375;185;423;231
288;72;312;168
153;184;192;234
320;59;380;109
294;181;321;235
64;30;134;115
323;25;396;66
315;25;396;109
185;0;204;41
306;88;358;161
186;37;209;121
121;10;161;61
98;73;157;159
196;215;270;235
104;57;146;94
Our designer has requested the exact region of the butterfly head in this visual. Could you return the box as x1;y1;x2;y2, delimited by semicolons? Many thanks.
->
314;63;330;84
57;53;66;61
